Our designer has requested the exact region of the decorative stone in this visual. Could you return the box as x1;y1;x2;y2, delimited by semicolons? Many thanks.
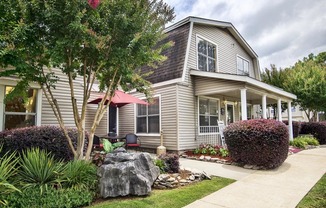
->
158;174;170;181
167;177;176;182
189;175;195;181
179;179;188;183
211;158;219;162
199;155;205;160
98;152;160;198
205;156;211;161
244;164;254;169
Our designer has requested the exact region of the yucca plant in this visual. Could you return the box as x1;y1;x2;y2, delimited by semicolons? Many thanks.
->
0;145;21;206
17;148;66;193
61;160;98;190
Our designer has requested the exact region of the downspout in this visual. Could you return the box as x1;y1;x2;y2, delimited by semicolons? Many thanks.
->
176;84;180;150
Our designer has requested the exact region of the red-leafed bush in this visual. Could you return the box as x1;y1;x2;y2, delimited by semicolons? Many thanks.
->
283;120;301;138
158;153;179;173
224;119;289;169
300;122;326;144
0;126;88;161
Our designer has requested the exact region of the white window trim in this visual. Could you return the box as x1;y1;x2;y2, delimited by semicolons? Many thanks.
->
196;34;219;72
134;94;161;137
197;96;221;136
236;55;250;76
1;85;41;130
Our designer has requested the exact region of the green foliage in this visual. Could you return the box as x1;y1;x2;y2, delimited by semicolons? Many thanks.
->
102;139;125;153
219;148;229;157
61;160;98;191
290;136;319;149
154;159;166;174
17;148;65;193
0;0;175;160
158;154;179;173
4;186;93;208
193;143;229;158
0;145;21;206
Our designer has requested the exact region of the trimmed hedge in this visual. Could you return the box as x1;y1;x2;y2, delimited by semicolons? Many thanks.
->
0;126;88;161
224;119;289;169
5;187;93;208
283;120;301;138
300;122;326;144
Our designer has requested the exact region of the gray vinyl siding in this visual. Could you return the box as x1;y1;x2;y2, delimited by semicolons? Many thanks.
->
41;68;107;135
119;84;178;150
186;24;255;83
176;83;197;150
193;77;245;95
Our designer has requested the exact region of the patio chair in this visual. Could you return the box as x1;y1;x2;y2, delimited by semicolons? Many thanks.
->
218;121;226;147
108;132;118;143
93;135;103;150
125;133;141;151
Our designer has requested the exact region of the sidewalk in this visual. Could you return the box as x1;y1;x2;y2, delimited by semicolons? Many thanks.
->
181;148;326;208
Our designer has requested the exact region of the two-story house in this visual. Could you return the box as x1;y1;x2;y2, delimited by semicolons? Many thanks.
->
117;16;297;151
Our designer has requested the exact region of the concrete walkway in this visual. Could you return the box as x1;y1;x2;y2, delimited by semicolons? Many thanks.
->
182;148;326;208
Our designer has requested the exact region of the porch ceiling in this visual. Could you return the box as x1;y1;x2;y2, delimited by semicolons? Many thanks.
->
191;70;297;103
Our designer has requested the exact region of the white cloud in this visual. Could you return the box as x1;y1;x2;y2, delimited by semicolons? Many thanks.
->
164;0;326;69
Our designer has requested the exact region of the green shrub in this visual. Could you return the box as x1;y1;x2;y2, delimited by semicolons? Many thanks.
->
0;145;21;206
225;119;289;169
61;160;98;191
154;158;166;173
17;148;65;193
193;143;229;158
4;187;93;208
0;126;89;161
290;136;319;149
219;148;229;157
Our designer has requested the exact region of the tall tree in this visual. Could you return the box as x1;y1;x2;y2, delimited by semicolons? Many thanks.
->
285;52;326;121
0;0;175;160
261;64;289;119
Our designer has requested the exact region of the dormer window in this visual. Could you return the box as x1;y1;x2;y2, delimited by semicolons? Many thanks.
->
237;56;249;75
197;37;216;72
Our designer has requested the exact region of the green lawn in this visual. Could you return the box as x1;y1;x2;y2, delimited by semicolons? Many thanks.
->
89;177;234;208
297;174;326;208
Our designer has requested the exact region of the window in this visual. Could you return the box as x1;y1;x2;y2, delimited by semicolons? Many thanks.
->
197;37;216;72
4;86;37;130
237;56;249;75
199;98;219;133
136;97;160;134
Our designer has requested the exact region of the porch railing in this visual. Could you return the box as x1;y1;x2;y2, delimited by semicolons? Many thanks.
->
197;126;222;146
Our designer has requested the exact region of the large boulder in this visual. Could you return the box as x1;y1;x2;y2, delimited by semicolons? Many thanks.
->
98;150;160;198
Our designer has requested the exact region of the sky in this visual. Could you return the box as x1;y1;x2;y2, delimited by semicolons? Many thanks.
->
164;0;326;70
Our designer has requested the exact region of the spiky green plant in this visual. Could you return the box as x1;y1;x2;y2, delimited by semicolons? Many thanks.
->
0;145;21;206
61;160;97;190
17;148;65;193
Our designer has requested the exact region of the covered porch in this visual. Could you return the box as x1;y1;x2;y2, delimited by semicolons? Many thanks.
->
190;70;297;146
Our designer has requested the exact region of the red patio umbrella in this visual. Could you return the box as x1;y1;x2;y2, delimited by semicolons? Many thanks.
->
87;90;148;107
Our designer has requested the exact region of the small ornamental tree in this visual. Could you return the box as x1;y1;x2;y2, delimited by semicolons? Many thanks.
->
224;119;289;169
0;0;175;160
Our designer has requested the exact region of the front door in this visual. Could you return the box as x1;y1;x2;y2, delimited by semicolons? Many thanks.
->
227;104;234;125
109;106;117;133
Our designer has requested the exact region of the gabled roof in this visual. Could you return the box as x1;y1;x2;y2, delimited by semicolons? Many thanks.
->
165;16;258;59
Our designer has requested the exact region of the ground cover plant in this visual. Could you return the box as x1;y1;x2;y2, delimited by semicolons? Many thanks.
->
224;119;289;169
289;136;319;149
193;143;229;158
297;174;326;208
89;177;235;208
3;148;97;207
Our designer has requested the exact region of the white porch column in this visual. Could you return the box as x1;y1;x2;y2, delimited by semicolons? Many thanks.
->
0;85;4;130
277;98;282;122
262;94;267;119
240;88;247;120
224;100;228;125
287;101;293;141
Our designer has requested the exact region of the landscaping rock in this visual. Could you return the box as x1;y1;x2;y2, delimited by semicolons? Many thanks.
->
98;151;160;198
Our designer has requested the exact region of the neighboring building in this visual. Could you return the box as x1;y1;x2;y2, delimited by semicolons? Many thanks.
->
0;16;297;152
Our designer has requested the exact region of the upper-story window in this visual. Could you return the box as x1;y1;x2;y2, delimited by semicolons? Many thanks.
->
197;37;216;72
237;56;249;75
